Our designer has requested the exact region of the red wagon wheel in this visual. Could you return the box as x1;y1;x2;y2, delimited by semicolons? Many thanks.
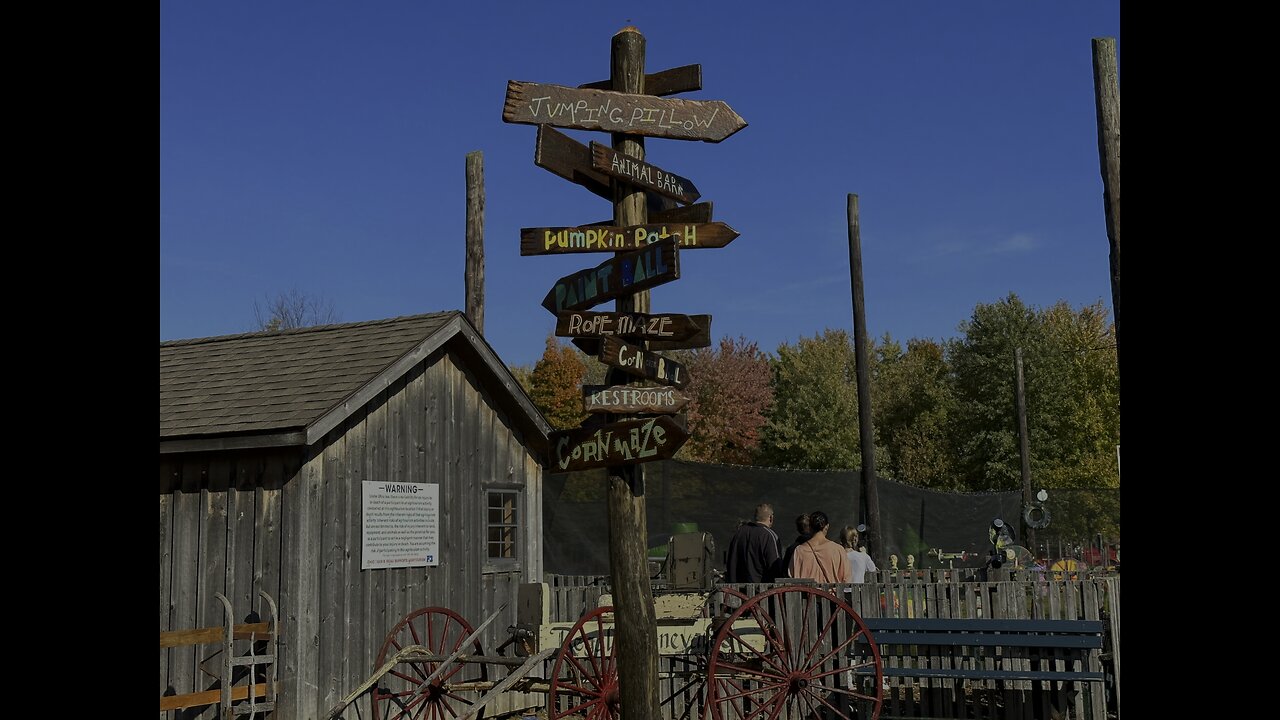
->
705;586;883;720
548;605;619;720
656;586;757;720
371;607;489;720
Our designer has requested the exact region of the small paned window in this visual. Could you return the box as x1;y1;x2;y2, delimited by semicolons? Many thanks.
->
487;491;519;561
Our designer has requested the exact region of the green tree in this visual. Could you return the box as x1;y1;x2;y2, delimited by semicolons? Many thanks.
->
675;336;774;465
947;294;1119;538
760;329;873;469
528;335;586;430
874;335;958;488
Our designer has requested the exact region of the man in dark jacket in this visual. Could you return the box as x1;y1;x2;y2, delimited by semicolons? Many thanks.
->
724;503;781;583
780;513;813;579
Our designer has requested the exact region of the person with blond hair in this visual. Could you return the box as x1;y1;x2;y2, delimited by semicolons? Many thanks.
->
839;526;878;583
788;511;850;583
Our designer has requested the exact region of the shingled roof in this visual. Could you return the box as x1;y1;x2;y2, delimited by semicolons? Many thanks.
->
160;312;549;450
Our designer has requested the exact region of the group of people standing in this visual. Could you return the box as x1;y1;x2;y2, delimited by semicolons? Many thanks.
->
724;503;877;584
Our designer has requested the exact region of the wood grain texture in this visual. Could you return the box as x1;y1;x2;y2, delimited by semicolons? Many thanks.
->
504;80;746;143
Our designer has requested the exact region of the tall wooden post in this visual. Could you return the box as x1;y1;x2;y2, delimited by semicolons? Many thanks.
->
1015;347;1035;551
465;150;485;334
1092;38;1120;383
605;26;661;719
847;194;881;558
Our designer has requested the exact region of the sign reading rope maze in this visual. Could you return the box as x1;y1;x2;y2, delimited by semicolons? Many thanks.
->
555;310;705;343
504;81;747;143
550;415;689;472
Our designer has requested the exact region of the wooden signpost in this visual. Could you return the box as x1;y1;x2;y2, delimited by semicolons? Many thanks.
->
591;142;700;203
521;221;736;255
535;125;708;222
555;310;706;343
550;415;689;472
504;80;747;142
597;336;690;388
540;237;679;314
583;384;691;415
505;28;744;717
579;63;702;96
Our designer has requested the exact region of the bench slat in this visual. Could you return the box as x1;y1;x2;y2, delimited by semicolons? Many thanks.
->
863;618;1104;634
856;667;1105;682
871;632;1102;649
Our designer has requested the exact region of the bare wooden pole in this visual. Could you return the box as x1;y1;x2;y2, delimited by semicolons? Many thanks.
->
605;25;660;720
1015;347;1035;552
1092;38;1120;383
465;150;485;334
847;194;881;559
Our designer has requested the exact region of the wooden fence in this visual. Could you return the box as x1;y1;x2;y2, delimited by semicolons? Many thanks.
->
544;573;1120;719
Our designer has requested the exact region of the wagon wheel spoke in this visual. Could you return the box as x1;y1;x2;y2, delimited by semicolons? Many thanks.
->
549;606;618;720
802;684;855;720
373;608;488;720
722;625;789;677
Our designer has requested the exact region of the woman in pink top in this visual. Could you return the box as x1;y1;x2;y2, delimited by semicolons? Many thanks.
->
788;511;851;583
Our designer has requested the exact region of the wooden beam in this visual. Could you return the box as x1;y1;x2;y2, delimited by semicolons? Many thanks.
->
579;63;702;96
158;431;306;454
160;622;274;648
159;682;273;711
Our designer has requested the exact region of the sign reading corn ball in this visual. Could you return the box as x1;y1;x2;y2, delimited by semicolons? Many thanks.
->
596;336;690;388
583;384;691;415
550;415;689;472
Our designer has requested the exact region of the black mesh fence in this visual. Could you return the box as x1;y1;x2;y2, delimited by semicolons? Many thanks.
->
544;459;1119;575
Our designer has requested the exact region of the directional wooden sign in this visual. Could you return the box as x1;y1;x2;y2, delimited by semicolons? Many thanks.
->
590;142;700;204
550;415;689;472
522;222;736;256
535;125;690;217
504;81;747;143
598;336;690;388
541;238;679;314
591;202;713;227
569;314;711;355
579;64;702;97
583;385;692;415
556;311;706;343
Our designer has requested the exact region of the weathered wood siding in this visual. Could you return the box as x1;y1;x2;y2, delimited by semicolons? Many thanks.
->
160;347;544;718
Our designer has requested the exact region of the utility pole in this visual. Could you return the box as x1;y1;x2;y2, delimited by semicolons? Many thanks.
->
1092;38;1120;384
848;194;881;558
1015;348;1035;551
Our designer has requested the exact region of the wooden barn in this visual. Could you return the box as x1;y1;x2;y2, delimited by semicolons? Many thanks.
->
159;311;551;718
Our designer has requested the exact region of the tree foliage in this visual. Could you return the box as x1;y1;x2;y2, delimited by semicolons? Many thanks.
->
947;293;1119;526
675;336;773;465
759;329;871;470
528;335;586;430
874;335;958;488
253;289;338;332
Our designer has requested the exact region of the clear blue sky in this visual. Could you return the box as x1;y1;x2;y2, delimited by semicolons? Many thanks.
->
160;1;1120;367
